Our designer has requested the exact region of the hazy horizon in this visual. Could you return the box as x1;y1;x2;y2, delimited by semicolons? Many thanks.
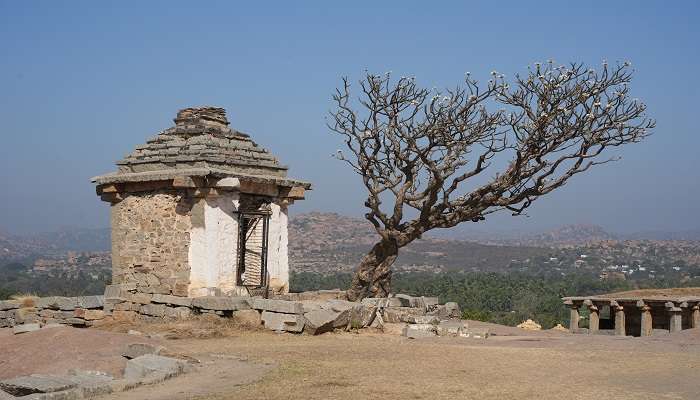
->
1;2;699;235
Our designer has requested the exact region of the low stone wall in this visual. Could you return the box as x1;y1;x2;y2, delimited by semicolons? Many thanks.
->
2;287;464;337
0;296;106;330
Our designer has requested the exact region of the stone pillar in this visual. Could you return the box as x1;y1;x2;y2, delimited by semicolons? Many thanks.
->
638;301;652;337
564;300;580;333
569;305;580;333
612;301;625;336
585;300;599;334
692;304;700;329
667;302;682;333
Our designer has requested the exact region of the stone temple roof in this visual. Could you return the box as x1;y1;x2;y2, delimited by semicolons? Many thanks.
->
92;107;310;189
563;287;700;304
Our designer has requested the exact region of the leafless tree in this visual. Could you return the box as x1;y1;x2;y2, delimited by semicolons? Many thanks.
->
328;61;654;301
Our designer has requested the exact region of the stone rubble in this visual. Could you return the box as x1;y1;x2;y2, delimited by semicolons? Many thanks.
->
550;323;569;332
0;374;78;397
0;354;192;400
2;289;477;340
517;319;543;331
402;324;438;338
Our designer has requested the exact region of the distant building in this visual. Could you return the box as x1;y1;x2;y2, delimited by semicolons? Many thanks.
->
563;288;700;337
92;107;310;297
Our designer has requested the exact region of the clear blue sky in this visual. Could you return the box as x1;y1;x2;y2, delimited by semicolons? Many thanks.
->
0;1;698;235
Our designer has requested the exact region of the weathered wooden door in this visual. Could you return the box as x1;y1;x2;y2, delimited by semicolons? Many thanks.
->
237;213;269;287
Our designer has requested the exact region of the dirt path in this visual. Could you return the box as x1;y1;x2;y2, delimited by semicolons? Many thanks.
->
96;354;273;400
2;325;700;400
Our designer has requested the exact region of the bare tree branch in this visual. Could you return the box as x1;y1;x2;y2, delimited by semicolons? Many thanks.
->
329;61;654;300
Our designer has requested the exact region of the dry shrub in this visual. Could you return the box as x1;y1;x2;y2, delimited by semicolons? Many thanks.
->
10;293;39;308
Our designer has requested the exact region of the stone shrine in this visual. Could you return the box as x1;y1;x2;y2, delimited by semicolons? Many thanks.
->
92;107;310;297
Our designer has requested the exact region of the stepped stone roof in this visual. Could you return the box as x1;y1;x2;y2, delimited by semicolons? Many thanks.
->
92;107;310;189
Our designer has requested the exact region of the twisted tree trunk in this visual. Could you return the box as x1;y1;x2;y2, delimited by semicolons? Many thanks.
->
346;239;399;301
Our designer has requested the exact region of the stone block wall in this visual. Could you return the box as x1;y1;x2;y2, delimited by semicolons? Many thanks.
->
111;191;194;296
0;296;106;328
2;288;464;339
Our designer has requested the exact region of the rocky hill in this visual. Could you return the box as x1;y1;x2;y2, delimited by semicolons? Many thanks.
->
1;212;699;281
500;224;618;247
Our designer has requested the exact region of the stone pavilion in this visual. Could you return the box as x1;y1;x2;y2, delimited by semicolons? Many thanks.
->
563;288;700;336
92;107;310;298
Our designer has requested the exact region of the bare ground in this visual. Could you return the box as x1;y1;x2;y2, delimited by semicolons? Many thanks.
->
1;321;699;400
0;326;165;379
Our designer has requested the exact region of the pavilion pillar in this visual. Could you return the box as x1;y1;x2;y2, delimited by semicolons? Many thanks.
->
584;300;599;334
692;304;700;329
637;301;653;337
612;301;626;336
666;302;682;333
564;300;580;333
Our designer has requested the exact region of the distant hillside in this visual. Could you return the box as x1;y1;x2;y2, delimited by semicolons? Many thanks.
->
288;212;554;275
0;228;110;263
1;212;698;280
289;212;378;249
503;224;618;247
623;230;700;241
31;228;111;252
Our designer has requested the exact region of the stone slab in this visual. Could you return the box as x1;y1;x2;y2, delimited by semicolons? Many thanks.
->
438;320;468;336
252;298;304;314
64;318;88;326
67;372;114;398
261;311;305;333
163;306;192;319
191;296;251;311
104;285;128;301
122;343;165;359
129;293;153;305
394;294;415;307
361;297;402;308
0;374;77;396
301;301;324;313
320;300;357;313
76;296;104;309
402;324;437;339
413;315;441;325
383;307;425;323
13;323;41;335
151;294;193;307
35;297;78;311
140;304;166;317
303;309;341;335
0;300;20;311
83;310;106;320
123;355;190;381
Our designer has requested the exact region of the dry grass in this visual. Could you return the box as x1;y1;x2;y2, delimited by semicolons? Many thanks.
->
160;330;700;400
9;293;39;308
95;314;262;339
